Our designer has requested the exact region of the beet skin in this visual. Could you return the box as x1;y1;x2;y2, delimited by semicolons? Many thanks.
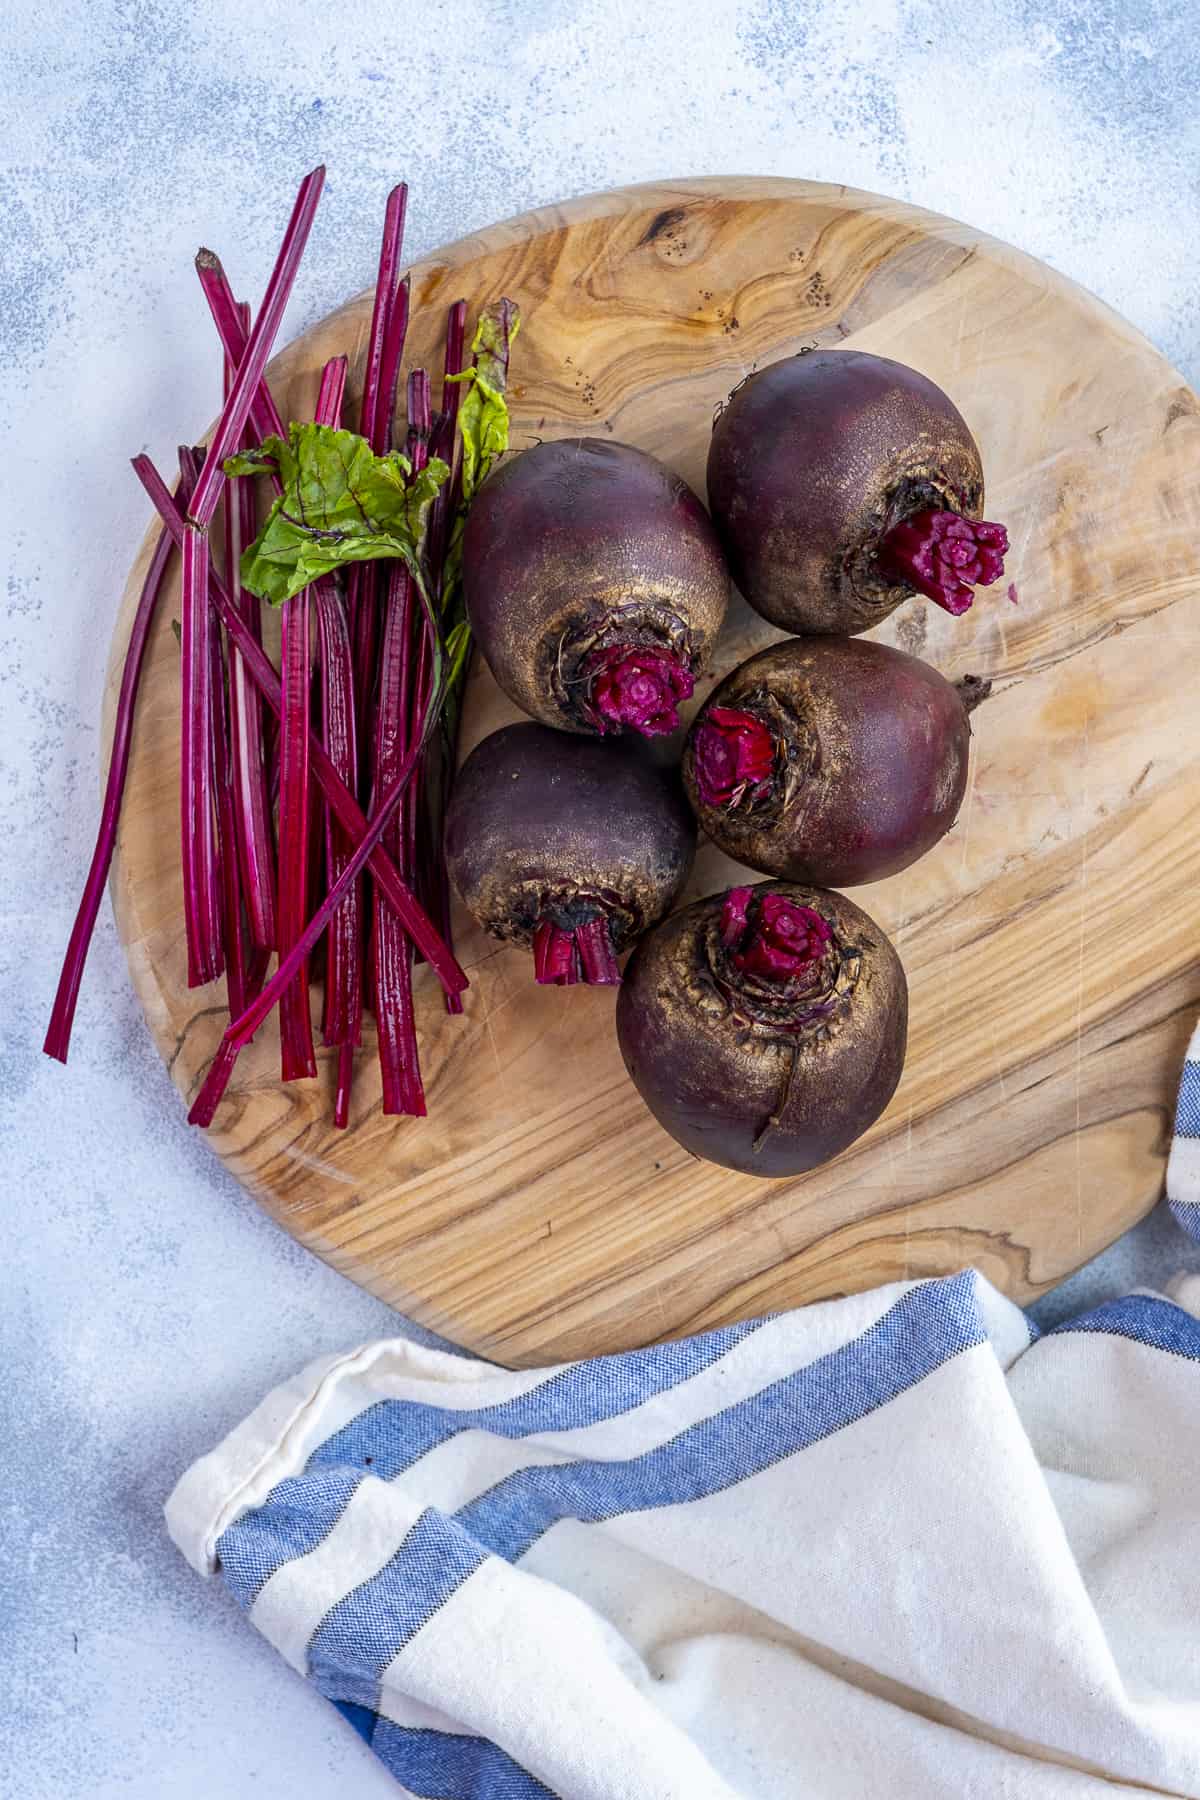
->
682;637;980;886
462;438;729;737
617;882;907;1177
706;350;1007;635
444;723;696;984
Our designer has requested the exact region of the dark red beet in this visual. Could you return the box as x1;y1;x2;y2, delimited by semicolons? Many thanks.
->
706;350;1008;635
617;881;907;1177
462;438;729;736
444;723;696;984
682;637;986;886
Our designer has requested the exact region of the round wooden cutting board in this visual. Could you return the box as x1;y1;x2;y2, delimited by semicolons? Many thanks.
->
107;177;1200;1366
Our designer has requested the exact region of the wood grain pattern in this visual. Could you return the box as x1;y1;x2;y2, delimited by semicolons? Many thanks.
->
105;178;1200;1366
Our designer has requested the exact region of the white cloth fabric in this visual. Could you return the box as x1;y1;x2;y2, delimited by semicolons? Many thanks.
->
167;1261;1200;1798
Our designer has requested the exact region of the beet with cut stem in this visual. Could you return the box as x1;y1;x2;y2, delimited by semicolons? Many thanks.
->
683;637;988;886
463;438;729;737
617;882;907;1177
444;723;695;984
707;350;1009;636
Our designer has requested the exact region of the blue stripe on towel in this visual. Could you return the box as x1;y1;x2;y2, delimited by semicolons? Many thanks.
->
1176;1060;1200;1136
457;1268;984;1563
304;1272;986;1707
217;1316;767;1610
331;1698;377;1746
1168;1197;1200;1243
307;1316;767;1481
326;1704;553;1799
218;1476;363;1610
1051;1293;1200;1363
309;1510;487;1692
370;1722;555;1798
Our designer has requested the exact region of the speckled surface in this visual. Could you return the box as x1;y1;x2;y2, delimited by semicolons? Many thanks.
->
5;4;1200;1793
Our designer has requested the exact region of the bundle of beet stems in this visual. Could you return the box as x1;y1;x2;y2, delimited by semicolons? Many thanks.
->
44;167;518;1130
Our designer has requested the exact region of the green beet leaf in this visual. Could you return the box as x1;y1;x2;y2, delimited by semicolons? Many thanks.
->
224;423;449;606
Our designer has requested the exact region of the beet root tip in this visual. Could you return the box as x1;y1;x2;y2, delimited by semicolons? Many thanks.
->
954;673;993;715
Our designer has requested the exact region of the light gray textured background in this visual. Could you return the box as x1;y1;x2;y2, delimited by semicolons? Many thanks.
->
5;2;1200;1794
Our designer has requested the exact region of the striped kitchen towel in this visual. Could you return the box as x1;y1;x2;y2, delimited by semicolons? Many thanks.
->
168;1247;1200;1798
1169;1016;1200;1240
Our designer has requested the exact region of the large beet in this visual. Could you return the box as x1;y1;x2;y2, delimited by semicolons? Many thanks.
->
463;437;729;737
445;723;695;985
682;637;985;886
617;882;907;1177
707;350;1008;636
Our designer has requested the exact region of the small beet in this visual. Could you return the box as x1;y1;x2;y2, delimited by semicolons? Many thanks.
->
463;437;729;736
682;637;986;886
444;723;696;984
707;349;1009;635
617;881;907;1177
